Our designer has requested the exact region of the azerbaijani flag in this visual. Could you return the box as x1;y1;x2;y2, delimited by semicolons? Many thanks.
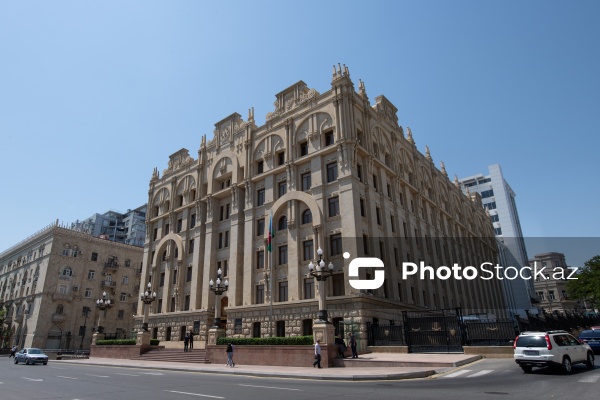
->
267;210;274;252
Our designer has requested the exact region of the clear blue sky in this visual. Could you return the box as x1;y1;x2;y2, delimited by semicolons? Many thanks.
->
1;1;598;266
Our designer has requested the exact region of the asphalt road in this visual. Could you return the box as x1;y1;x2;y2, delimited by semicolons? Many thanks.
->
1;357;599;400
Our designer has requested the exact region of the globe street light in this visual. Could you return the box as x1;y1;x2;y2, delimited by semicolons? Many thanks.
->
140;282;157;331
209;268;228;328
95;292;112;333
308;247;334;322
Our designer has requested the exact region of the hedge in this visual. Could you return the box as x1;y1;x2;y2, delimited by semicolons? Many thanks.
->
216;336;314;346
95;339;161;346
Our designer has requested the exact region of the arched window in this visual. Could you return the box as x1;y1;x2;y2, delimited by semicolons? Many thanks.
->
278;216;287;230
162;251;167;261
302;209;312;225
56;304;64;315
62;267;72;277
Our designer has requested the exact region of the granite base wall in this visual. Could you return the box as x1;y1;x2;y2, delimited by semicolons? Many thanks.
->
206;344;336;368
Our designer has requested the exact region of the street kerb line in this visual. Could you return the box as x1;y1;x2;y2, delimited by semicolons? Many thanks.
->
165;390;224;398
239;383;302;391
56;376;79;380
466;370;493;377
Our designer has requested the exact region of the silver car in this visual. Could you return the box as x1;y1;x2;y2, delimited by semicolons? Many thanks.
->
14;348;49;365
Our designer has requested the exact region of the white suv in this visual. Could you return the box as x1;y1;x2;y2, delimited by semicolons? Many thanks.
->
514;330;595;373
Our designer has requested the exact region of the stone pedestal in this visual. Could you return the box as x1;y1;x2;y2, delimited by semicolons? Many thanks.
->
312;321;335;345
137;330;151;346
91;332;105;345
207;327;226;345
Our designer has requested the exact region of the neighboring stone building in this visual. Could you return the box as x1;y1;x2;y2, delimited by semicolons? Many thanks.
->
138;65;506;348
70;205;148;247
460;164;534;318
530;252;578;313
0;221;143;349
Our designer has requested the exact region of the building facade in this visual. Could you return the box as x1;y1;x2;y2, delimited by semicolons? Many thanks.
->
0;221;143;349
460;164;534;317
70;205;147;247
530;252;578;313
138;66;507;348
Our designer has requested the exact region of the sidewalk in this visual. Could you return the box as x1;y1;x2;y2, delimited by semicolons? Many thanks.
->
52;353;482;381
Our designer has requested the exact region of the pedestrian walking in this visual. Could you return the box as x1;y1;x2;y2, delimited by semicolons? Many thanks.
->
183;332;190;352
348;332;358;358
188;330;194;351
335;333;346;358
9;345;17;358
313;339;322;368
226;342;235;367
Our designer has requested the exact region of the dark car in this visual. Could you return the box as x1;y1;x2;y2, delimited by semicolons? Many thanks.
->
14;348;49;365
579;330;600;354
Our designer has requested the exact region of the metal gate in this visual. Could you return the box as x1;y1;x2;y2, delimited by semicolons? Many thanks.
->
403;308;464;353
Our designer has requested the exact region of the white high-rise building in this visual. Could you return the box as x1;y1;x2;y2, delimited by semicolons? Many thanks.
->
460;164;534;318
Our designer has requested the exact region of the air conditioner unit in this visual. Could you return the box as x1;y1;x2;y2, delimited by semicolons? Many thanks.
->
101;272;106;276
73;286;79;291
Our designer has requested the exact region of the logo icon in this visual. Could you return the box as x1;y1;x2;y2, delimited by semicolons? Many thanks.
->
348;257;385;290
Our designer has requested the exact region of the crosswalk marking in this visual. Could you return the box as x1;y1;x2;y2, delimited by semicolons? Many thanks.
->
578;374;600;383
443;370;472;378
466;370;493;378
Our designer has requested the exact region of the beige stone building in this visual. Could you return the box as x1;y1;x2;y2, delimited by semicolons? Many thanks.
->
0;221;143;350
138;65;507;349
531;252;578;313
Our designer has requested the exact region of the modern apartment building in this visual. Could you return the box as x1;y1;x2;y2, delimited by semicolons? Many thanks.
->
138;66;507;347
70;205;147;247
460;164;534;317
0;221;143;349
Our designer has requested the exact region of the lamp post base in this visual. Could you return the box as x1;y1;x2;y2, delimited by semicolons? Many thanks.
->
91;332;105;346
136;330;151;346
312;320;335;345
207;326;226;346
316;309;329;323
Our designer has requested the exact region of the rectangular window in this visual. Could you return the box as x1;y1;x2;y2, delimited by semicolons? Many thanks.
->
82;306;91;317
391;215;396;232
394;247;399;267
326;162;338;183
220;205;224;221
303;240;314;261
120;293;127;302
190;213;196;228
225;203;231;219
257;160;264;174
277;151;285;166
187;266;193;282
373;174;378;192
91;252;98;262
481;189;494;198
224;230;230;247
279;245;288;265
278;181;287;198
278;281;288;302
164;224;170;235
184;295;190;311
222;259;229;276
300;141;308;156
177;218;183;233
332;273;344;296
325;130;334;146
376;207;382;225
363;234;370;256
257;218;265;236
122;276;129;284
328;197;340;217
157;299;162;313
256;250;265;269
85;288;92;298
357;164;363;182
276;320;285;337
387;183;392;198
301;172;311;191
170;298;176;312
304;278;315;299
173;270;178;285
160;272;165;287
256;284;265;304
117;310;124;320
59;285;67;294
490;214;500;222
330;234;342;256
88;270;95;279
257;188;265;206
189;239;194;254
218;232;223;249
360;198;366;217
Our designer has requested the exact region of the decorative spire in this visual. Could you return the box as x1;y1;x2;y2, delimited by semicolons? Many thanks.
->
425;145;432;162
248;107;255;124
454;174;460;187
406;127;415;145
440;161;448;177
151;167;159;181
358;79;367;98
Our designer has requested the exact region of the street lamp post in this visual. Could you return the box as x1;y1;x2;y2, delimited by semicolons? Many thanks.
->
79;307;89;349
95;292;112;333
308;247;334;322
20;310;29;348
209;268;229;328
140;282;157;331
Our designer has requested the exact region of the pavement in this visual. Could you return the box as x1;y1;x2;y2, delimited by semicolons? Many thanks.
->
50;353;483;381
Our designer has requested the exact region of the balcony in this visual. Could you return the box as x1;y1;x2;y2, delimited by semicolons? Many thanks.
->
104;262;119;271
101;281;117;288
52;313;66;322
52;293;74;302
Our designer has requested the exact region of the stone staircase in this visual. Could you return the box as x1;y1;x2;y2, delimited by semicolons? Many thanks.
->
133;348;211;364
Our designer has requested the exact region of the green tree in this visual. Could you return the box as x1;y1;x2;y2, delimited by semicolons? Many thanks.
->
567;255;600;310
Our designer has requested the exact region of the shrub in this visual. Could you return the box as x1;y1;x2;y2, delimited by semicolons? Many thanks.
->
216;336;314;346
150;339;160;346
96;339;136;346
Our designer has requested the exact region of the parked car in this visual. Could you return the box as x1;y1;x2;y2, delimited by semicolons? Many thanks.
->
579;330;600;354
591;326;600;331
514;330;594;373
14;348;49;365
